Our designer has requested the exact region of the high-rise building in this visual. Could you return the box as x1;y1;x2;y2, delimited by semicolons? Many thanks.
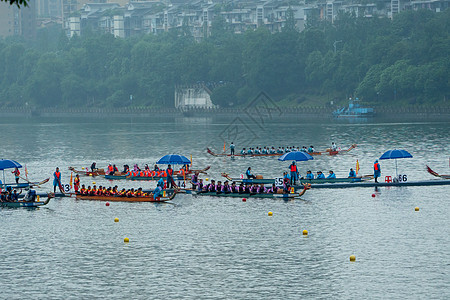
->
0;0;36;39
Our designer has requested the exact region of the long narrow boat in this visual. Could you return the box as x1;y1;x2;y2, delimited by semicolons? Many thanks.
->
193;191;303;199
426;165;450;179
221;173;373;185
207;144;357;157
1;193;53;208
75;191;176;202
104;166;210;181
0;178;50;189
105;174;188;181
68;167;105;176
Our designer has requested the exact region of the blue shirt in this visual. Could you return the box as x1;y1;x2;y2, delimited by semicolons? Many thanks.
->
317;173;325;179
327;173;336;179
349;170;356;177
306;173;314;180
153;186;162;198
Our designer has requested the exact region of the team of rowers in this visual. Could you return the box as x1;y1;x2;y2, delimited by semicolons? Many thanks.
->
102;163;189;178
190;177;306;194
77;178;166;198
237;142;339;155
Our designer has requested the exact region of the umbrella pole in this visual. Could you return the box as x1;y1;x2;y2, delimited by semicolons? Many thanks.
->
395;160;398;178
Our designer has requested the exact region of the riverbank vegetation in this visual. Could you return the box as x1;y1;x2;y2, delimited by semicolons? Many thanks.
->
0;9;448;108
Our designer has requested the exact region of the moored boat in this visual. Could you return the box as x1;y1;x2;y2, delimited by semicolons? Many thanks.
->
333;98;374;118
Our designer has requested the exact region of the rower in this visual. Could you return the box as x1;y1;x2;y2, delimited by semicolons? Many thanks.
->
191;172;199;190
12;189;20;202
327;170;336;179
308;145;314;153
152;185;162;198
230;142;235;156
79;184;86;195
90;162;97;172
241;148;246;155
216;181;223;193
306;170;314;180
348;168;356;178
195;178;204;191
246;167;256;179
316;171;325;179
154;164;160;171
331;142;337;151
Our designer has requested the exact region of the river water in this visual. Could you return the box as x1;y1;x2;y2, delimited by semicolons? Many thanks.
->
0;115;449;299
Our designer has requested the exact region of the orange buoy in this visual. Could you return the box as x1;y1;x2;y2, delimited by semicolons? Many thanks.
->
242;198;246;202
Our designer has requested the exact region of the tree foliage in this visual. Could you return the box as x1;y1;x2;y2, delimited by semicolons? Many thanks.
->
0;9;449;108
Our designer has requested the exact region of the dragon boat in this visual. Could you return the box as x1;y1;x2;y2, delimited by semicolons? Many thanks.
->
1;193;53;208
75;191;177;202
221;173;373;185
0;178;50;189
207;144;357;157
426;165;450;179
68;167;105;176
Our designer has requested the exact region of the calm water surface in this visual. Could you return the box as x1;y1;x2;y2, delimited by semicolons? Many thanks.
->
0;116;449;299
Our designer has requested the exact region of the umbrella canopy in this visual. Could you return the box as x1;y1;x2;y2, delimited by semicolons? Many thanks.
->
379;149;413;160
0;159;22;170
379;149;413;177
278;151;314;162
156;154;191;165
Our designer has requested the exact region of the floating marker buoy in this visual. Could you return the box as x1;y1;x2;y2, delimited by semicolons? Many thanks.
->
302;229;308;236
268;211;273;216
93;182;96;184
371;194;376;198
89;174;93;176
82;167;85;170
350;255;356;262
106;202;110;206
242;198;246;202
415;207;419;211
124;237;129;243
114;218;119;222
205;178;209;181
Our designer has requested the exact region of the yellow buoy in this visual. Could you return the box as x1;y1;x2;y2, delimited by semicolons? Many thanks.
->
114;218;119;222
415;207;419;211
302;229;308;236
268;211;273;216
205;178;209;181
350;255;356;262
92;182;96;184
89;174;93;176
82;167;85;170
124;237;129;243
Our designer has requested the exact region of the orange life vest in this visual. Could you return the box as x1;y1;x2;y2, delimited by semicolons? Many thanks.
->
290;164;297;172
374;163;380;171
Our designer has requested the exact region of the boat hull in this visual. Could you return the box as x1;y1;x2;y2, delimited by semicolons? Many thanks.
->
223;175;373;185
105;175;187;181
75;194;174;202
1;196;51;208
193;191;300;199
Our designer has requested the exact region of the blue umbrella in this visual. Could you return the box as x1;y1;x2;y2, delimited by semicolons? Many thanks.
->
0;159;22;170
156;154;191;165
0;159;22;185
278;151;314;162
379;149;413;177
